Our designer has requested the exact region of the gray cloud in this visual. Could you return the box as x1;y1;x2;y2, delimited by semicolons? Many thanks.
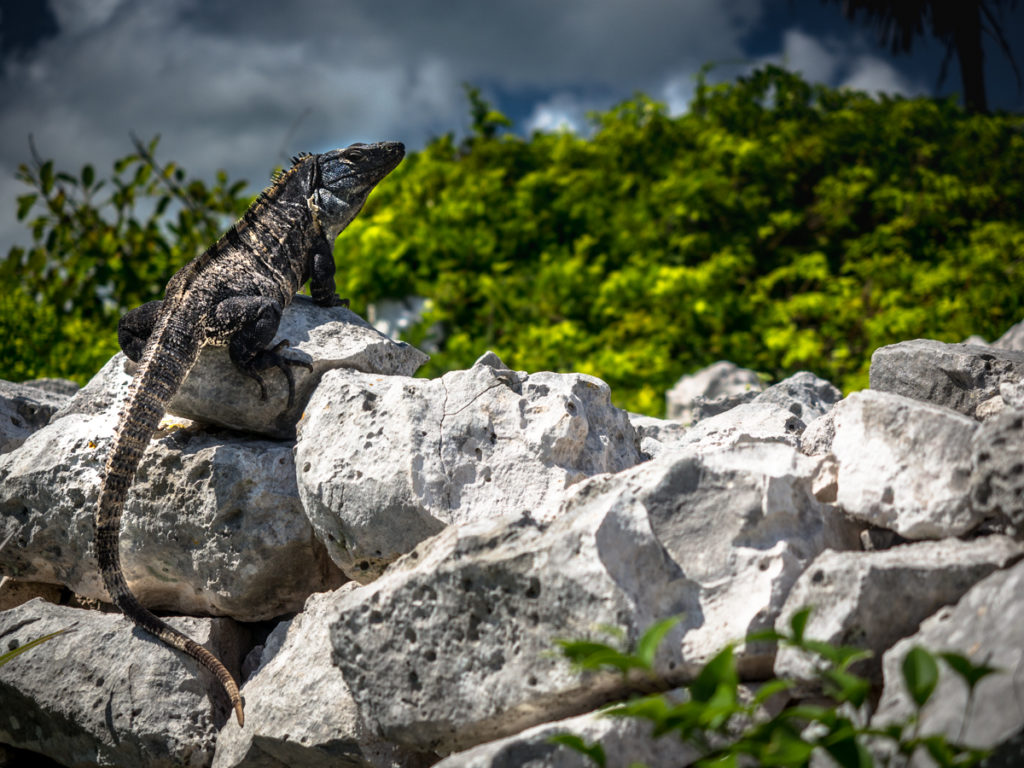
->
10;0;933;257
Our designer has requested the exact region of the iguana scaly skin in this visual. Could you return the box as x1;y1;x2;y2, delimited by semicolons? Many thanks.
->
96;141;404;726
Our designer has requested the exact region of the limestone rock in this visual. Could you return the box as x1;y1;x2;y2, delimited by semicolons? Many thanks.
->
774;537;1023;683
0;598;247;767
666;361;764;424
1000;379;1024;409
213;588;427;768
970;409;1024;537
0;578;66;611
99;298;427;439
829;390;982;538
799;410;836;456
328;501;701;753
326;441;858;753
295;353;643;582
871;559;1024;763
0;411;344;620
992;318;1024;351
0;380;69;454
434;709;697;768
869;339;1024;419
680;372;840;452
630;442;862;671
627;412;688;458
51;353;135;421
20;377;80;397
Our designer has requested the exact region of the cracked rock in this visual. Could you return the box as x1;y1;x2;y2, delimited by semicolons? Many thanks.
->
829;390;982;538
328;494;700;754
0;598;247;768
116;297;429;439
213;588;428;768
0;410;344;620
774;537;1023;683
679;371;841;452
665;361;764;424
294;353;643;582
970;409;1024;537
0;380;70;455
871;558;1024;764
869;339;1024;419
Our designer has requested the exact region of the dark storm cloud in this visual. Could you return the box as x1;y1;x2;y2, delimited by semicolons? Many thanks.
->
0;0;985;255
0;0;764;252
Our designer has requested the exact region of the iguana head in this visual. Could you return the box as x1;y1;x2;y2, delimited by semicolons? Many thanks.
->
307;141;405;240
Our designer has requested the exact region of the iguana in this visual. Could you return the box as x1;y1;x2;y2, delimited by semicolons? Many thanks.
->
97;141;404;726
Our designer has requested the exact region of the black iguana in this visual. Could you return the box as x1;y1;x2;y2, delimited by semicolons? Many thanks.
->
97;141;405;726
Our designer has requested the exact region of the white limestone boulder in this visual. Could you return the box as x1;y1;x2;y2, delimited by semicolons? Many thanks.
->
0;410;344;620
295;352;643;582
120;297;429;439
992;317;1024;351
869;339;1024;419
970;409;1024;537
666;361;764;424
0;379;71;454
0;598;247;768
679;372;841;452
623;442;861;671
213;588;426;768
433;709;697;768
829;390;982;538
325;440;858;753
871;558;1024;763
328;500;701;753
774;537;1023;683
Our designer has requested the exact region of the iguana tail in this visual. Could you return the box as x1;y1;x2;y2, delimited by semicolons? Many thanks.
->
95;311;244;726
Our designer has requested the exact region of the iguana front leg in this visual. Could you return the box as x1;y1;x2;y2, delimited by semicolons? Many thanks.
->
208;296;312;407
118;300;164;362
310;239;349;308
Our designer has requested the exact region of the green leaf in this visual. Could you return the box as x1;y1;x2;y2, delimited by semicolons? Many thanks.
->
0;629;69;667
16;194;37;220
81;164;95;187
557;639;639;675
938;652;999;693
822;735;874;768
752;678;795;706
39;160;54;194
823;669;872;708
635;616;681;670
691;644;737;704
902;647;940;709
789;607;812;644
548;733;606;767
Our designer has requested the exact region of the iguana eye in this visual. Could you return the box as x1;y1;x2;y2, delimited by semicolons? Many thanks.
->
347;149;364;162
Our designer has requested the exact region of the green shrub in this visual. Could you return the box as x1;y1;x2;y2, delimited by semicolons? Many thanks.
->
339;67;1024;412
4;70;1023;412
1;137;251;384
554;611;996;767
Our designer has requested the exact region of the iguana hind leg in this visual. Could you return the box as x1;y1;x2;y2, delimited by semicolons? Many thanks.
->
118;300;164;362
210;296;312;407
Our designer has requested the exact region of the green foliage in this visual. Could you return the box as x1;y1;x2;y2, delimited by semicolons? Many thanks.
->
339;66;1024;413
554;609;996;768
0;136;251;383
5;68;1023;409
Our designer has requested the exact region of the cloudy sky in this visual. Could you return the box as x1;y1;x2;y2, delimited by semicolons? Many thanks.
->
1;0;1022;256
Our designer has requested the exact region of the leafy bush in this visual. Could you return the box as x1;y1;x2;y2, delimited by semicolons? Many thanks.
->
4;70;1023;413
554;610;996;767
339;67;1024;413
0;137;251;383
